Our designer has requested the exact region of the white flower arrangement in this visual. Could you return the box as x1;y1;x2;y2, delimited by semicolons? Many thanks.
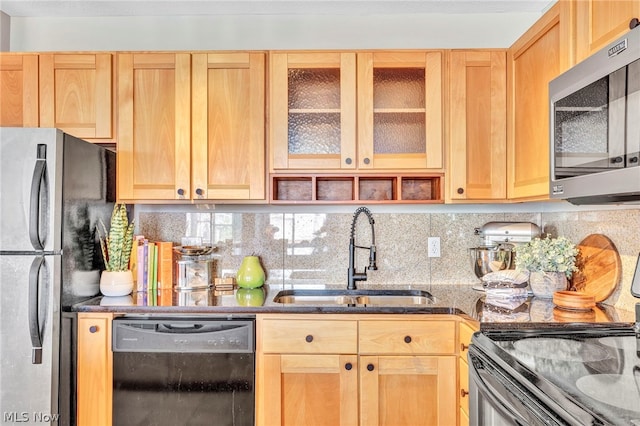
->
514;235;579;278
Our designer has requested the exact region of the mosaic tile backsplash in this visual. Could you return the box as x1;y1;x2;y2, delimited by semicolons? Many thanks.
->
136;205;640;314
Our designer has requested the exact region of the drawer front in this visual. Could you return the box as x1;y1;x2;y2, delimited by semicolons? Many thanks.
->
261;319;358;354
459;357;469;415
359;320;456;354
459;321;475;359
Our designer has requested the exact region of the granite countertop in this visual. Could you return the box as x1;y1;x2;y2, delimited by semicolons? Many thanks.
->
72;283;638;329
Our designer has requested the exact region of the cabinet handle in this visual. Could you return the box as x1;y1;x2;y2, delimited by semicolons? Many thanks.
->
345;157;352;165
195;188;204;197
404;335;412;344
305;334;314;343
461;343;469;351
363;157;370;165
630;17;640;29
345;362;353;371
177;188;185;197
89;326;98;333
367;363;375;372
457;187;464;195
461;389;469;397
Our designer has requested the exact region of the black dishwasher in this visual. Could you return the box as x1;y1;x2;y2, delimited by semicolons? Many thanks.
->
112;317;255;426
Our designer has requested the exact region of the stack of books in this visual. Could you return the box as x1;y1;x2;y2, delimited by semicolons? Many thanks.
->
129;236;174;293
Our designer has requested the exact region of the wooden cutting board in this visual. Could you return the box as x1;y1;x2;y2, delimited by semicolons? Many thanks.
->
570;234;621;302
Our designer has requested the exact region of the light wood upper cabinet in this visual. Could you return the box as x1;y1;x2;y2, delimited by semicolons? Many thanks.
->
118;51;266;202
270;51;357;171
191;52;265;200
507;2;571;201
576;0;640;63
449;50;507;202
117;52;191;201
39;53;114;141
357;51;444;170
0;53;39;127
269;51;444;173
77;313;113;426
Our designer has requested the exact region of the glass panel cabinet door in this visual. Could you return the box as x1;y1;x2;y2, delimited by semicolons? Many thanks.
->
357;51;444;170
270;52;357;170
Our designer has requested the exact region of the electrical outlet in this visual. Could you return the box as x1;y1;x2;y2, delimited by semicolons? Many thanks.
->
428;237;441;258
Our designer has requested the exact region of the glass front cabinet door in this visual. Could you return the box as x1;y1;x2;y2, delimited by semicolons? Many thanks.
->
269;51;444;172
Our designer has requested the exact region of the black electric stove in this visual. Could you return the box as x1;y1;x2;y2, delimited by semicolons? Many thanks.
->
469;305;640;425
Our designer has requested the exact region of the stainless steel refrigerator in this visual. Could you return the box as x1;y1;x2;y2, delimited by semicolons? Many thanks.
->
0;128;115;425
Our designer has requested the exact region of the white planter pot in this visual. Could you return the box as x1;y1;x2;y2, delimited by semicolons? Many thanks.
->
529;271;568;298
100;270;134;297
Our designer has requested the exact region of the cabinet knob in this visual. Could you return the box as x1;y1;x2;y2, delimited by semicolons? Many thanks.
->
305;335;314;343
367;363;375;372
630;157;639;164
345;157;352;165
195;188;204;197
461;343;469;351
177;188;185;197
404;335;412;344
89;326;98;333
457;187;464;195
461;389;469;397
630;17;640;29
363;157;370;165
612;156;624;164
345;362;353;371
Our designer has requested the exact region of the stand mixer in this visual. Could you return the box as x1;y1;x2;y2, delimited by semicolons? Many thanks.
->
469;222;541;280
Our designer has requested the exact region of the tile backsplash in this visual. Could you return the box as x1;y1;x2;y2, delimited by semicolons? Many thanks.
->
135;203;640;313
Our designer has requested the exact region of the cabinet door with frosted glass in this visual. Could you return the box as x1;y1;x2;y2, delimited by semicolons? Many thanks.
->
357;51;444;170
270;52;357;171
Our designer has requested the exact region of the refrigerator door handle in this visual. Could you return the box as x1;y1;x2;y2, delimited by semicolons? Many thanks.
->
29;144;49;251
29;256;45;364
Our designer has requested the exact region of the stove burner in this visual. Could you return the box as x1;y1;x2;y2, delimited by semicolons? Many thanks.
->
576;374;640;413
513;338;613;362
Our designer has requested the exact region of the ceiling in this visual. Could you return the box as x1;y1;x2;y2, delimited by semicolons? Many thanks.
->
1;0;557;17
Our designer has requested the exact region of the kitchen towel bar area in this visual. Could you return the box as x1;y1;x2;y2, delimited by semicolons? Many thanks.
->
270;173;443;203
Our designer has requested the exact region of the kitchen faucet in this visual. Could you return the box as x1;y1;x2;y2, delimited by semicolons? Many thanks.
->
347;207;377;290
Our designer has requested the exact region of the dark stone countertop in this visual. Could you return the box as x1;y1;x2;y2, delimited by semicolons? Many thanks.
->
71;283;638;329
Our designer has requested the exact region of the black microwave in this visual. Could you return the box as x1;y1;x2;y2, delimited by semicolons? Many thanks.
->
550;25;640;205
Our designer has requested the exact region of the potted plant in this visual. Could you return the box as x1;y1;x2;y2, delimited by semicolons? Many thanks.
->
98;204;135;296
515;235;578;298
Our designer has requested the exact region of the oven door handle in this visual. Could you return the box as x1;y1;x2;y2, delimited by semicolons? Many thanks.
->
469;353;528;425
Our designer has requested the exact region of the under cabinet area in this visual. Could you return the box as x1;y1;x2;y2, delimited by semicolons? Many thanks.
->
256;314;460;426
117;51;266;202
269;51;444;173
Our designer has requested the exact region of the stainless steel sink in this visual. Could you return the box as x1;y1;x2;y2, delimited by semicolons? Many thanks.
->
273;289;435;306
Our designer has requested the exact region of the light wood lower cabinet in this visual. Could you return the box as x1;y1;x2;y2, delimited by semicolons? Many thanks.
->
257;314;459;426
77;312;114;426
458;320;478;426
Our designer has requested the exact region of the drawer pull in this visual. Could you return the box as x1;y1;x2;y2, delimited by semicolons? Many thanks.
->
461;389;469;397
89;326;98;333
345;363;353;371
367;363;375;372
404;335;412;344
305;335;314;343
461;343;469;351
